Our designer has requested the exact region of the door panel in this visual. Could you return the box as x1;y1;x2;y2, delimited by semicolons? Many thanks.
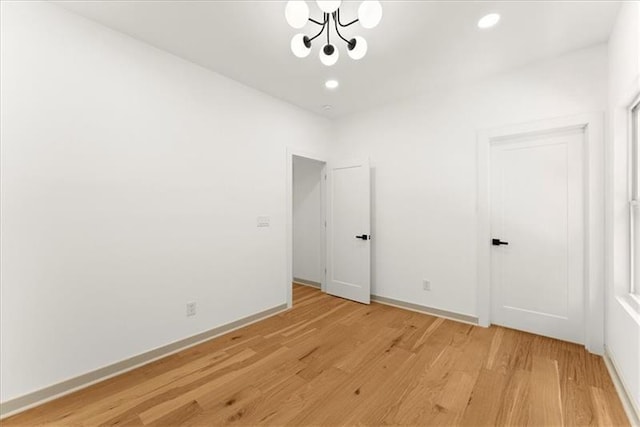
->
327;160;371;304
490;129;584;343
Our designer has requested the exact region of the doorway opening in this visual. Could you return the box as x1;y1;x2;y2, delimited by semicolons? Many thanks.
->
291;155;326;306
286;149;372;308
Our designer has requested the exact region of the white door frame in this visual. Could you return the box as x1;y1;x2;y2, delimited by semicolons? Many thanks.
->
286;147;328;309
477;113;605;354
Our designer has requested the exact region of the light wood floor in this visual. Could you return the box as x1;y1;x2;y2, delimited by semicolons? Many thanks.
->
4;284;629;426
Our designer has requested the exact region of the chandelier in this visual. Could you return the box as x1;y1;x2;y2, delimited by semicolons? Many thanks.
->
285;1;383;66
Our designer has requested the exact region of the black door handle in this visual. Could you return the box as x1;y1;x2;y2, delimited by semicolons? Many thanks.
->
355;234;369;241
492;238;509;246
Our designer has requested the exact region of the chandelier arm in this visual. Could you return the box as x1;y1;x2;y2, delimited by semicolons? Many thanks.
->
340;19;359;27
309;17;325;26
308;14;328;43
337;9;359;28
327;13;331;45
333;11;352;45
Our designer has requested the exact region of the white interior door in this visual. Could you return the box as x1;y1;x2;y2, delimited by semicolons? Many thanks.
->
490;128;585;344
326;160;371;304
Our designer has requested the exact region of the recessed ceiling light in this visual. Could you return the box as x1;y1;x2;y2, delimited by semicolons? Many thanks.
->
478;13;500;29
325;79;339;90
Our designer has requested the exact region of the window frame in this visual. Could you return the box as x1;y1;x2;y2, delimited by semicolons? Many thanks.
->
629;96;640;296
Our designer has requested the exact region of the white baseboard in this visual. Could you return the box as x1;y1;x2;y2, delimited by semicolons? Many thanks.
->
371;294;478;325
0;303;288;419
603;349;640;426
292;278;321;288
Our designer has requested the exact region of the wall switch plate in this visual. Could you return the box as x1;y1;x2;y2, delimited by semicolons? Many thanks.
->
257;216;270;227
186;302;196;317
423;280;431;291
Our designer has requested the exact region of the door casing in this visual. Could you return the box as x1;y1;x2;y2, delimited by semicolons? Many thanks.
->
477;113;605;354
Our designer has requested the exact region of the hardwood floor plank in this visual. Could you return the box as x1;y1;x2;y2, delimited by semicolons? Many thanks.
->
226;373;308;425
343;334;450;425
390;345;462;425
290;347;416;426
495;369;532;426
590;385;630;427
563;382;596;426
530;356;564;427
411;316;445;351
460;368;509;426
83;349;258;426
431;370;477;426
254;367;350;425
333;326;401;373
485;327;505;370
3;284;629;427
147;400;204;427
137;347;289;424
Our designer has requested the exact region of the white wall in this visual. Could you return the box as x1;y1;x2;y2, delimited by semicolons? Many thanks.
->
330;45;608;317
0;1;330;403
605;1;640;416
292;156;324;283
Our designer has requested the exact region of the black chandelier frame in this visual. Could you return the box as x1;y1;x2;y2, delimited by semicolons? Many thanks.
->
302;9;360;56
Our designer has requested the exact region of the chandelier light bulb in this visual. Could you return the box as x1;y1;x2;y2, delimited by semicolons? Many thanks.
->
358;0;382;29
319;44;339;66
316;0;341;13
285;1;310;29
347;36;368;60
291;33;311;58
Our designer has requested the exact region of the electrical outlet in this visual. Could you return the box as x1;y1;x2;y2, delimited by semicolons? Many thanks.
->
423;280;431;291
186;302;196;317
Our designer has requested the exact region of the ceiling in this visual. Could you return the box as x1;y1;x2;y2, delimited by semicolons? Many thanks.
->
55;1;621;118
